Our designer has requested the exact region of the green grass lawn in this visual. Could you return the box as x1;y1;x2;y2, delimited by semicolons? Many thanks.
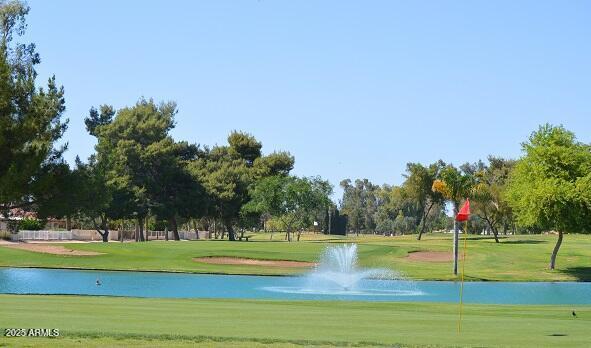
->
0;295;589;347
1;233;590;281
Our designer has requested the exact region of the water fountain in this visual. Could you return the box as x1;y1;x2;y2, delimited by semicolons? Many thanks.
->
263;244;422;298
306;244;396;292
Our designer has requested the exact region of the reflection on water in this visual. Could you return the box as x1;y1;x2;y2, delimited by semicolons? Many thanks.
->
262;286;424;297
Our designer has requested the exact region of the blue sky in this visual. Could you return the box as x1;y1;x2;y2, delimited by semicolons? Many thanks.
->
26;0;591;199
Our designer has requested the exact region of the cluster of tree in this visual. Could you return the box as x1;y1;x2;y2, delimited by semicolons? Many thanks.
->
339;176;447;237
243;175;332;241
75;102;313;242
506;124;591;269
0;1;332;242
339;159;515;241
339;125;591;269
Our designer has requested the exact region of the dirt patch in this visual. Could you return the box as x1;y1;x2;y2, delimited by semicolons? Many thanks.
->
407;251;452;262
0;242;103;256
193;257;317;268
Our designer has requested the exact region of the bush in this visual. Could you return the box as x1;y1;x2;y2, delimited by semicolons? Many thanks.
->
18;218;44;231
149;219;169;231
375;219;394;234
0;231;11;240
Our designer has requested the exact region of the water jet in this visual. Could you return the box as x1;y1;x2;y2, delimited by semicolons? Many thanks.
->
263;244;420;297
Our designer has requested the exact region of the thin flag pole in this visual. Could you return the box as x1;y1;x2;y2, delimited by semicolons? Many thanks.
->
457;219;468;333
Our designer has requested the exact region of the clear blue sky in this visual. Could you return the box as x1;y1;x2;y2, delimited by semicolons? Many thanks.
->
26;0;591;199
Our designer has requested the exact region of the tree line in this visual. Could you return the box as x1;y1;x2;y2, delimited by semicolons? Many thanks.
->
339;157;516;242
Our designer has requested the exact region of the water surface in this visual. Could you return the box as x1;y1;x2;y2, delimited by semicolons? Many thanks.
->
1;268;590;304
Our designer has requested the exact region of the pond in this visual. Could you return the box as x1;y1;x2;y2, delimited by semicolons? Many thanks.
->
1;267;590;304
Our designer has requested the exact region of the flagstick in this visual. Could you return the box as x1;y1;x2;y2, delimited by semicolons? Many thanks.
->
457;219;468;333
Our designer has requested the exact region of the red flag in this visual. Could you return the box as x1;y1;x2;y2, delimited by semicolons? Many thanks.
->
456;199;470;222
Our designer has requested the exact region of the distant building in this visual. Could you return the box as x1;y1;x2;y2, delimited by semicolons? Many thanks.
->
0;209;67;231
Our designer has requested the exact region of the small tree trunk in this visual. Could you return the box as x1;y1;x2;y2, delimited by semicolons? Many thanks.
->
101;229;109;242
137;217;145;242
165;226;169;241
549;231;563;270
171;217;180;241
93;216;110;243
417;215;428;241
482;216;500;243
417;202;434;241
417;224;425;240
225;219;236;241
100;217;109;243
491;226;500;243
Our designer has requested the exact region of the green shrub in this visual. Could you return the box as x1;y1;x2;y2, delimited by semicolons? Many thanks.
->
18;218;44;231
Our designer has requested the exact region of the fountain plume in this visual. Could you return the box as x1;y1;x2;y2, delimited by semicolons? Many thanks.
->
307;244;398;292
262;243;421;298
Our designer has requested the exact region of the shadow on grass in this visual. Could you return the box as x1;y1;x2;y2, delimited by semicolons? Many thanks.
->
470;236;548;243
501;240;545;245
561;267;591;281
462;236;507;241
415;235;505;242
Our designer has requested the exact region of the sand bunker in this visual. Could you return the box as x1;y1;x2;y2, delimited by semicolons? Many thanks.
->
193;257;316;268
0;242;103;256
407;251;452;262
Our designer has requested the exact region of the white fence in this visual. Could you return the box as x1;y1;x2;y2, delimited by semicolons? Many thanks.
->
12;230;73;241
11;229;208;241
11;229;119;241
